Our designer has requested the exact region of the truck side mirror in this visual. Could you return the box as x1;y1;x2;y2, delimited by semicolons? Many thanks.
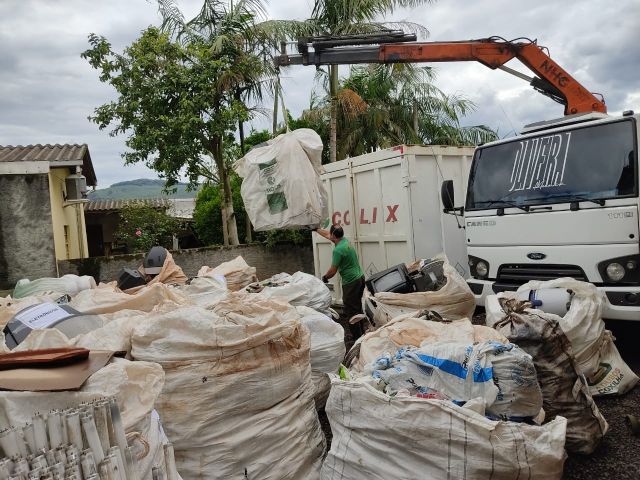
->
441;180;455;211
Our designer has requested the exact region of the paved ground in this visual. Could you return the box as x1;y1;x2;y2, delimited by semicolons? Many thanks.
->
322;313;640;479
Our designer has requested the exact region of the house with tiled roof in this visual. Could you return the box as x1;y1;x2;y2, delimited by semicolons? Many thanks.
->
0;144;97;289
83;197;197;256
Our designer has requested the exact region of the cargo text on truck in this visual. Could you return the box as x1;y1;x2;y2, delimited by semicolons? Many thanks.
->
276;33;640;321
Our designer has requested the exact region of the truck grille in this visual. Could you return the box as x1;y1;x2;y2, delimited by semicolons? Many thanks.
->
496;264;588;284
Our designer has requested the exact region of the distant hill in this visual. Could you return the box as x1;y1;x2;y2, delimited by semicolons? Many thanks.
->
88;179;199;200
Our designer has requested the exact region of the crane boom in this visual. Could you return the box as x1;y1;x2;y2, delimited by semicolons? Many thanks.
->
275;37;606;116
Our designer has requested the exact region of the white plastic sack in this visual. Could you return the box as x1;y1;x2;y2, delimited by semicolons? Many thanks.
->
69;282;188;314
177;275;228;308
125;250;188;293
321;379;567;480
298;306;345;408
299;307;345;374
490;297;609;454
234;128;328;231
197;256;257;291
0;359;178;480
352;315;507;371
0;293;69;328
257;272;332;315
520;279;604;375
371;263;476;324
131;298;325;479
587;330;639;395
373;343;499;405
371;341;542;420
12;274;96;299
9;309;149;356
486;283;638;396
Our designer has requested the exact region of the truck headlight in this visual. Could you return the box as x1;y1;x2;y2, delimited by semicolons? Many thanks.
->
606;262;625;282
476;261;489;278
468;255;490;279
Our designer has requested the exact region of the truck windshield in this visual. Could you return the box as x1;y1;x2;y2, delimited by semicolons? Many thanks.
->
466;119;637;210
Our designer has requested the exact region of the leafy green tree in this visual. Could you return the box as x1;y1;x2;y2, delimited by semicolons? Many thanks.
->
193;127;313;247
299;0;435;162
193;175;249;245
113;202;180;253
344;64;498;153
82;1;269;246
302;64;498;158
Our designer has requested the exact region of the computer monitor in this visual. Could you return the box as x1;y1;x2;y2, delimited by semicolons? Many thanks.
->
366;263;412;294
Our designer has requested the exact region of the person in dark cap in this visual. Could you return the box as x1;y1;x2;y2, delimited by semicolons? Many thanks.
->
315;225;366;341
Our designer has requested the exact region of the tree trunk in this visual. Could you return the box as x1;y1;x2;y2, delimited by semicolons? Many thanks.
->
245;215;253;243
238;119;246;156
237;89;246;155
272;82;280;136
212;137;239;246
329;64;338;163
221;207;230;246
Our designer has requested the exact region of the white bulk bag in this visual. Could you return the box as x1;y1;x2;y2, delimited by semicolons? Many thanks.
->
197;256;257;291
352;315;507;372
257;272;332;315
177;275;228;308
7;309;149;357
12;274;96;299
489;297;609;454
371;263;476;324
0;293;69;329
486;280;639;396
372;341;542;420
131;298;325;479
298;307;345;408
69;282;188;314
234;129;328;231
0;359;177;480
321;380;567;480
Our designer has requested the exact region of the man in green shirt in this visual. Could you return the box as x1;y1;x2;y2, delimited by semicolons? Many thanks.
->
316;225;366;340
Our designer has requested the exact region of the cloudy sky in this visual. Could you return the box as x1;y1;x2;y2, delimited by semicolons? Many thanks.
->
1;0;638;188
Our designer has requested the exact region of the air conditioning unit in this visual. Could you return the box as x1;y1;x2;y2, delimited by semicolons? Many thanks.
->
65;172;88;200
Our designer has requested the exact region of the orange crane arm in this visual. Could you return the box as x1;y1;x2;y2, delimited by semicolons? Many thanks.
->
276;37;606;116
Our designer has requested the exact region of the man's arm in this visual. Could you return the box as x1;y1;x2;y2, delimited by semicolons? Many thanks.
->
315;228;330;240
322;265;338;283
323;246;341;283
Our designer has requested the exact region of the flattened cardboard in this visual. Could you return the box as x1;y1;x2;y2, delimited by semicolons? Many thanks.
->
0;347;90;370
0;350;115;391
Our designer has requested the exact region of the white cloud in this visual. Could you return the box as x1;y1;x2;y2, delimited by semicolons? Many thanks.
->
0;0;638;188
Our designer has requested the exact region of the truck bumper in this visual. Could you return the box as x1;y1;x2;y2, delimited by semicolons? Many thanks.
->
466;279;640;321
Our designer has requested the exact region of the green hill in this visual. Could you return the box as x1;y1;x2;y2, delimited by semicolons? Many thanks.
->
88;179;199;200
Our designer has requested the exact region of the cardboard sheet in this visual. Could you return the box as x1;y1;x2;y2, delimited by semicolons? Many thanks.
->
0;350;115;391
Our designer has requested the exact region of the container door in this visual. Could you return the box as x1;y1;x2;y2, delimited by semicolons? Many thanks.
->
437;152;472;276
406;150;472;277
312;166;355;302
313;154;413;303
351;156;413;280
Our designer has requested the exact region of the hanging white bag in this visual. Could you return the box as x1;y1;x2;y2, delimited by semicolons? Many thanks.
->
234;129;328;231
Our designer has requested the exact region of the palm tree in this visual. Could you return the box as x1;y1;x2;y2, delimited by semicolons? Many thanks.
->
301;0;435;162
302;63;498;158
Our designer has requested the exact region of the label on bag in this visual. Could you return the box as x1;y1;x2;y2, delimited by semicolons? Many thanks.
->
14;303;73;329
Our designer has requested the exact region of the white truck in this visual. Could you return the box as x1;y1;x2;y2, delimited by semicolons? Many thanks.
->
314;145;474;301
442;111;639;320
277;34;636;318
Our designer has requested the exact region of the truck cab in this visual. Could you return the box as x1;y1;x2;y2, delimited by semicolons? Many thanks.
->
444;111;640;320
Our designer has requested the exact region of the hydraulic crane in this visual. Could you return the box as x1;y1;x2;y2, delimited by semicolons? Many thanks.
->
275;33;606;116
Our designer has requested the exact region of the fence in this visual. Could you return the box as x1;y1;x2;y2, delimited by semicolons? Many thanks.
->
58;242;314;284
